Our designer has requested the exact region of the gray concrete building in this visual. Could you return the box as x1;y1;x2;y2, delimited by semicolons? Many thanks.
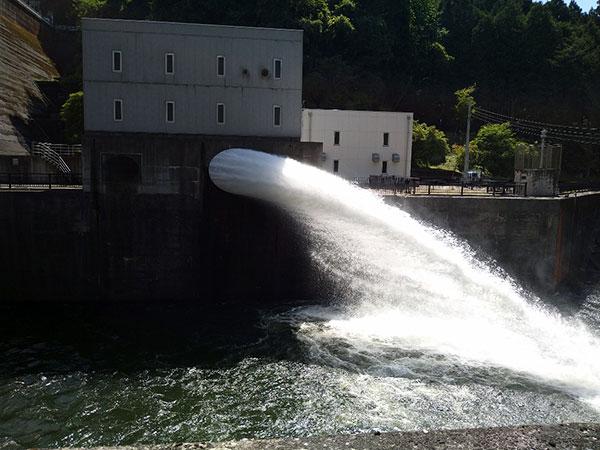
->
82;18;321;197
82;18;303;138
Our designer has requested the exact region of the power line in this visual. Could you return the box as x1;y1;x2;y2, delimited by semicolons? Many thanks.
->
476;107;599;132
473;108;600;142
472;108;600;145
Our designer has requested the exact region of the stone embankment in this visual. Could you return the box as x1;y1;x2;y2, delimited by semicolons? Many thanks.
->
43;423;600;450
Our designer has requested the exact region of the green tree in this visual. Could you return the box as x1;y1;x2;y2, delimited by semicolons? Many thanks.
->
72;0;106;18
471;0;527;102
470;122;521;178
454;84;476;120
60;92;84;144
412;120;450;167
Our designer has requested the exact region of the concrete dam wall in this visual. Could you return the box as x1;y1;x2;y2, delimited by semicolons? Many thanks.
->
0;188;316;302
0;186;599;302
391;193;600;292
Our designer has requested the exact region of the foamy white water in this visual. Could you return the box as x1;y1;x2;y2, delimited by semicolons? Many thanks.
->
209;148;600;409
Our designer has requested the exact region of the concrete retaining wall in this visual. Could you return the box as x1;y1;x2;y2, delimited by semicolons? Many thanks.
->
1;187;599;301
0;189;318;302
391;192;600;292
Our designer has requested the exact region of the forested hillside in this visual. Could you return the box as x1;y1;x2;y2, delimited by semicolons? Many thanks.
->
42;0;600;176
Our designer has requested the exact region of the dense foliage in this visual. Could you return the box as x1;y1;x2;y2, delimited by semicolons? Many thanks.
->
41;0;600;175
470;123;524;178
412;121;450;168
60;91;84;144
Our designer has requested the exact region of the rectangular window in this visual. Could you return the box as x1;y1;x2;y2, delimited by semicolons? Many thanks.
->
274;58;282;79
333;160;339;173
165;53;174;74
382;161;388;174
334;131;340;145
113;99;123;121
217;103;225;125
166;101;175;123
273;105;281;127
112;51;121;72
383;132;389;146
217;55;225;77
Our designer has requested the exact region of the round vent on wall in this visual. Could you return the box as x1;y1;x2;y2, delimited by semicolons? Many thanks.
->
261;68;269;77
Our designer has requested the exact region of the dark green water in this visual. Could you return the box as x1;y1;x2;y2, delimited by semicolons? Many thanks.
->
1;298;600;450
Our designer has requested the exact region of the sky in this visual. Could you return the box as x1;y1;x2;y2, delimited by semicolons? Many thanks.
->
540;0;598;12
571;0;597;11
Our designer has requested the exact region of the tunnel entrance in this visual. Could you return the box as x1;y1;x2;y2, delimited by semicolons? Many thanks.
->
102;154;142;195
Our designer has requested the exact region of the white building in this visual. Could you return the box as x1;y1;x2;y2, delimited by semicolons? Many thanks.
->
301;109;413;179
82;18;303;138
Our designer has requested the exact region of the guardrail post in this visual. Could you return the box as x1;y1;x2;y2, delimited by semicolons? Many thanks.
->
48;173;52;190
8;173;11;189
461;182;464;196
427;184;431;195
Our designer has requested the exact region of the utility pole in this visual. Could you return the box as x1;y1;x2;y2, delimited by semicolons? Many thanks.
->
539;128;547;169
463;99;472;181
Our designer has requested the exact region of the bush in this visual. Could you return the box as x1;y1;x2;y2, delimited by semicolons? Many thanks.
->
60;91;83;144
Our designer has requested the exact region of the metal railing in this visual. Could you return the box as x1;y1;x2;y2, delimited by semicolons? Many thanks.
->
31;142;75;174
0;173;82;189
351;176;527;197
415;179;527;197
351;176;420;194
31;141;82;157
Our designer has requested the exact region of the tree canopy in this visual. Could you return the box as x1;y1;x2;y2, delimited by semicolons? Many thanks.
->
470;122;524;179
412;121;450;168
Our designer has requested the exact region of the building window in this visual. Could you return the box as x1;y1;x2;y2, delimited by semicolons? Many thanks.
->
166;101;175;123
112;51;122;72
273;105;281;127
334;131;340;145
274;58;282;79
217;103;225;125
217;56;225;77
383;132;389;146
382;161;388;174
333;160;339;173
114;99;123;121
165;53;174;74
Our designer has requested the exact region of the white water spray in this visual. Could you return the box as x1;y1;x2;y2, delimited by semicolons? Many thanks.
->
209;148;600;408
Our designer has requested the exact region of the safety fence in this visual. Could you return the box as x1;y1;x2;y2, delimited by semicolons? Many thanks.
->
0;173;82;189
351;176;527;197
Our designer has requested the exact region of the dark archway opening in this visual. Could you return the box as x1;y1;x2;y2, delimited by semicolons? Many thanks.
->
103;155;141;195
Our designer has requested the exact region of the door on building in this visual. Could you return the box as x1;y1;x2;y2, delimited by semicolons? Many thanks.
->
382;161;387;174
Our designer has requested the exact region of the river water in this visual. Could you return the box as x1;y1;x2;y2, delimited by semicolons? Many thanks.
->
2;149;600;449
